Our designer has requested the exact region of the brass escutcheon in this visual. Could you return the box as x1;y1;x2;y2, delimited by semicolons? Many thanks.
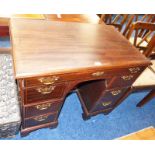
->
121;75;134;81
92;71;104;77
35;103;52;110
33;115;48;122
111;90;121;96
129;67;140;73
38;76;59;85
102;101;112;106
36;85;56;95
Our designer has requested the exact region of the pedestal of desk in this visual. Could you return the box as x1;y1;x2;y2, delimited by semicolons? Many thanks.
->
18;66;145;136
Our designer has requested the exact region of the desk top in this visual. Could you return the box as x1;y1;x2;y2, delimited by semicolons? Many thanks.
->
10;19;150;79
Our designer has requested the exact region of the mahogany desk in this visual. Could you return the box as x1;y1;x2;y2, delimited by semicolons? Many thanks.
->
10;19;150;136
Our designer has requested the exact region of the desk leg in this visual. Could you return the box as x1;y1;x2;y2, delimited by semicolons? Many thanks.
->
21;121;58;137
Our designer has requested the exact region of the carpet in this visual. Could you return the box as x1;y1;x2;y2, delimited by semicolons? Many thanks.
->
1;90;155;140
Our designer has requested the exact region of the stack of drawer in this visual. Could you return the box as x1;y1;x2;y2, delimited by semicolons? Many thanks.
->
77;66;145;119
19;75;68;135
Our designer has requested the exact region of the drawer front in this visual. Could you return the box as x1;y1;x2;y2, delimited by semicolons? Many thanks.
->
127;66;144;74
23;113;57;128
107;74;140;89
24;101;63;118
24;72;109;88
24;83;67;104
92;87;127;112
24;67;144;88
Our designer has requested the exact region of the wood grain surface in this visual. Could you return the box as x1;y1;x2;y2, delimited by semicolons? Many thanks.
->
118;126;155;140
10;19;150;79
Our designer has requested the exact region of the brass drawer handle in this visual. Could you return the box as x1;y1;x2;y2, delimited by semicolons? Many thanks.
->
121;75;134;81
129;67;140;73
92;71;104;77
38;76;59;85
36;85;56;95
102;101;112;106
35;103;52;110
33;115;48;122
111;90;121;96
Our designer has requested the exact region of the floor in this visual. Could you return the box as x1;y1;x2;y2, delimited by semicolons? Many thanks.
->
119;126;155;140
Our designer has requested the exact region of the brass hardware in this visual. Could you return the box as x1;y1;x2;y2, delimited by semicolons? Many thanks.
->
38;76;59;85
129;67;140;73
102;101;112;106
36;85;56;94
92;71;104;77
33;115;48;122
121;75;134;81
111;90;121;96
35;103;52;110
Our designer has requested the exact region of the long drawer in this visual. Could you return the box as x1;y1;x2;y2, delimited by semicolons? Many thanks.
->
23;66;144;88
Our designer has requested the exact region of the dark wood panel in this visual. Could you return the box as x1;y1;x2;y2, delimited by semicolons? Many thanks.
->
77;79;128;114
107;73;143;89
78;80;106;111
23;100;63;118
24;83;67;104
92;87;128;112
23;113;57;128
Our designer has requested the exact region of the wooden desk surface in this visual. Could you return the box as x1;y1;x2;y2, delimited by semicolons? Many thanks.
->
10;19;150;79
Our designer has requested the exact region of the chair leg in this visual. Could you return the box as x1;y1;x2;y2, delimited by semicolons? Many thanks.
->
99;14;106;24
136;90;155;107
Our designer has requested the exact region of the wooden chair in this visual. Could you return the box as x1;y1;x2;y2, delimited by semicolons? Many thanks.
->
99;14;138;36
136;90;155;107
99;14;113;24
125;21;155;58
123;22;155;107
140;14;155;23
139;14;155;59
